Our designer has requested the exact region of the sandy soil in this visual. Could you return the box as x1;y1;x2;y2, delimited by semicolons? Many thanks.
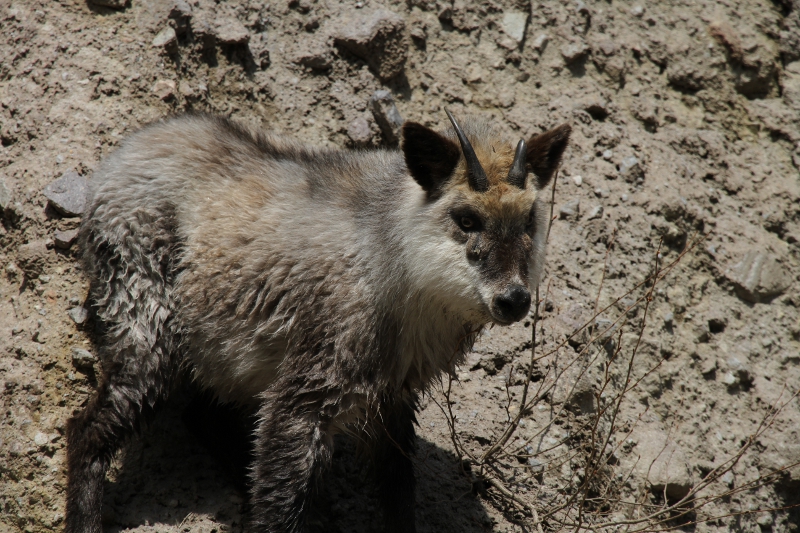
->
1;0;800;531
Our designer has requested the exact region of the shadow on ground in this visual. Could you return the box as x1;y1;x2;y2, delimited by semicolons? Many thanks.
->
102;389;493;533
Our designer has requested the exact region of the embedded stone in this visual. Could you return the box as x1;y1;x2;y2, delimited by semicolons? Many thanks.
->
727;251;792;303
54;228;79;249
214;17;249;45
369;90;404;145
0;179;11;211
152;79;177;101
71;347;97;370
347;117;372;146
561;41;589;64
559;198;580;219
501;11;528;46
43;171;89;217
152;26;177;48
68;307;89;325
333;9;408;80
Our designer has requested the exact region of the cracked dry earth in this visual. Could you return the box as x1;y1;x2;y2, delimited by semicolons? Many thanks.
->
2;0;800;531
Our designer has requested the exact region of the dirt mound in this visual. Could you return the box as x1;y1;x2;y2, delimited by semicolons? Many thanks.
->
1;0;799;531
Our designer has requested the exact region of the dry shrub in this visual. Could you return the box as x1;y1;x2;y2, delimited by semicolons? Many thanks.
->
428;174;800;532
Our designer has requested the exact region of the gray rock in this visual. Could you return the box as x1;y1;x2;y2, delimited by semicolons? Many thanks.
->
71;347;97;370
586;205;603;220
619;156;644;182
54;228;79;249
559;198;580;219
727;251;792;303
43;171;89;217
0;180;11;211
369;90;404;145
214;17;249;45
699;356;717;377
501;11;528;46
566;377;596;415
68;307;89;325
637;430;693;500
293;39;333;70
561;41;588;64
347;117;373;146
16;240;50;278
333;9;408;80
593;317;617;342
531;33;548;52
758;438;800;485
726;356;751;384
409;22;427;43
152;79;176;100
152;26;177;48
168;0;192;28
667;61;711;91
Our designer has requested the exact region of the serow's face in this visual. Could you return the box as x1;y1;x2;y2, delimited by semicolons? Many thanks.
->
403;111;571;325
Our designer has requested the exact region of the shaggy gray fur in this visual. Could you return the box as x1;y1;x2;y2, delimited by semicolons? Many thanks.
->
65;113;569;533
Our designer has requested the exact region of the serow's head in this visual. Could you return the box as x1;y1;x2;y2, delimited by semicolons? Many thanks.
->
402;110;571;325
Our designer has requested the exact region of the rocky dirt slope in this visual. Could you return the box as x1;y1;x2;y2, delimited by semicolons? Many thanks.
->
1;0;800;531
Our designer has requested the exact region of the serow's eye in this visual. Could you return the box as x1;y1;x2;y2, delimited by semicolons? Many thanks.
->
455;213;482;232
525;210;535;233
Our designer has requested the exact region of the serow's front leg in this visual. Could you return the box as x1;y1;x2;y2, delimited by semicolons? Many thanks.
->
374;396;418;533
249;389;333;533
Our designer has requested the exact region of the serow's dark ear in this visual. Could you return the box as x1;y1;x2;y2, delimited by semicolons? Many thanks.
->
526;124;571;189
402;122;461;194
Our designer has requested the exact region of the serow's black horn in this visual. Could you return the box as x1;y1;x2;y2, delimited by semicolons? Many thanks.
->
507;139;528;189
445;109;489;192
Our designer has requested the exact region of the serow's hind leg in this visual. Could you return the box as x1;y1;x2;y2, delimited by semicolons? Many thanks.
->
64;338;177;533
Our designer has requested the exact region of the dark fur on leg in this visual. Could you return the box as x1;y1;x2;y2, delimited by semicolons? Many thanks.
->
65;358;174;533
374;395;418;533
250;384;334;533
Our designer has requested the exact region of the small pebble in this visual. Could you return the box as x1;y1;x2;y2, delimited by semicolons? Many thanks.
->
571;175;583;186
151;79;177;101
621;194;628;202
347;117;372;147
68;307;89;325
602;149;613;160
559;198;580;219
34;432;49;446
500;11;528;45
370;90;404;145
43;171;89;217
151;26;177;48
54;229;79;249
586;205;603;220
630;5;645;17
0;180;11;210
531;33;548;52
560;41;589;63
71;347;97;370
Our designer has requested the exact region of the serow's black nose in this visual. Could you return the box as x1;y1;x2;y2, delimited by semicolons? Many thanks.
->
492;284;531;323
